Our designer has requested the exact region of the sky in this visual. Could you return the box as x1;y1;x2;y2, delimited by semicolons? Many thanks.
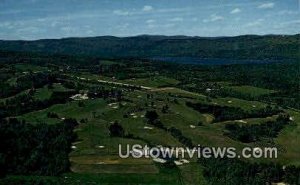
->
0;0;299;40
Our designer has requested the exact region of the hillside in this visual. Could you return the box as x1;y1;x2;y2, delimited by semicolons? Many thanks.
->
1;58;300;184
0;34;299;60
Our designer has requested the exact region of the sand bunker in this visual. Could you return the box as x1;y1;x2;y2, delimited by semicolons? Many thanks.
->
70;93;89;100
190;125;196;128
179;159;190;164
174;161;183;166
152;158;167;164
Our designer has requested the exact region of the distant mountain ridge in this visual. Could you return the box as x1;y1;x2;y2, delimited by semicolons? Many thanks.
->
0;34;299;60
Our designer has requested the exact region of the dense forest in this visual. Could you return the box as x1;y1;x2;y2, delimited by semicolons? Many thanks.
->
186;102;281;122
0;47;299;184
224;113;291;143
0;34;299;60
0;118;78;177
199;157;300;185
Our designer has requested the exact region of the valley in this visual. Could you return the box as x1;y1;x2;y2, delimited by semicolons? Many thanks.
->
0;55;299;184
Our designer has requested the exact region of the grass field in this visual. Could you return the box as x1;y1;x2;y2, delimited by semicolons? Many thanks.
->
225;85;276;97
122;76;180;88
33;83;72;100
275;110;300;165
7;64;298;185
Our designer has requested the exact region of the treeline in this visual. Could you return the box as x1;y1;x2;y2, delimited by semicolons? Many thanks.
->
186;102;281;122
168;127;193;148
0;50;99;67
0;118;78;177
0;72;51;99
144;110;194;147
215;86;274;101
1;34;300;59
0;176;65;185
199;157;300;185
87;86;123;101
171;61;300;109
0;90;77;118
58;77;126;98
224;113;291;143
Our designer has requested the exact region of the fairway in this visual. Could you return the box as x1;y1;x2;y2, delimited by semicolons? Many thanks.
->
1;5;299;184
9;64;299;184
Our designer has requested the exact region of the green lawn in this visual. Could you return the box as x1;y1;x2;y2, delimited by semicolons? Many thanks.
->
226;85;276;97
275;110;300;165
19;98;107;124
13;69;300;185
212;97;267;111
122;76;180;88
14;63;47;72
33;83;72;100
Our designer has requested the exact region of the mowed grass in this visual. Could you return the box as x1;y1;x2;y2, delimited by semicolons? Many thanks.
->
122;76;180;88
0;89;31;103
6;77;18;86
0;83;71;103
140;92;247;151
103;91;183;146
151;87;206;100
71;73;179;88
212;97;267;111
18;91;182;175
19;97;162;174
275;110;300;165
150;92;289;159
15;72;300;185
33;83;72;100
19;98;108;124
1;172;182;185
159;101;248;150
178;163;207;185
63;170;182;185
48;90;201;181
3;62;300;185
220;115;278;126
14;63;47;72
70;118;160;174
225;85;276;97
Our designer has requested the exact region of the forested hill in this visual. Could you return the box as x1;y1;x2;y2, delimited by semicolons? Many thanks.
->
0;34;299;60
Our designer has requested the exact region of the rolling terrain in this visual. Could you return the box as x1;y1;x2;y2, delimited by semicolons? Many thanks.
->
0;55;299;184
0;34;299;60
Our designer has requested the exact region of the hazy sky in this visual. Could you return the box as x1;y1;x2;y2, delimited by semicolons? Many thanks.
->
0;0;299;40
